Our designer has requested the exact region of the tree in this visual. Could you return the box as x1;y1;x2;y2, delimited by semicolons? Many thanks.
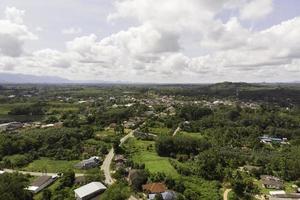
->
42;189;52;200
0;173;33;200
183;189;200;200
85;168;104;183
154;193;164;200
231;172;258;199
59;170;75;188
114;124;125;135
130;170;148;191
101;182;131;200
45;116;59;124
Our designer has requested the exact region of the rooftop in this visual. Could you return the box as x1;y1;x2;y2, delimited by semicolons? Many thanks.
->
143;182;167;194
31;176;52;187
74;182;106;198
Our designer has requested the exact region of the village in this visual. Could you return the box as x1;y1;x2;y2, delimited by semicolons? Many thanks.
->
0;83;300;200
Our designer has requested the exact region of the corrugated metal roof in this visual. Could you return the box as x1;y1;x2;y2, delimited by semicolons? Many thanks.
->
74;182;106;198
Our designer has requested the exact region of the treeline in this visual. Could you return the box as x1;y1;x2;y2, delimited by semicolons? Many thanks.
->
0;173;32;200
178;105;212;121
0;127;95;167
8;102;46;115
156;135;211;157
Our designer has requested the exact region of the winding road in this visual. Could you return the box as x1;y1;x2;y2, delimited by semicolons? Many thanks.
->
101;130;134;185
223;189;232;200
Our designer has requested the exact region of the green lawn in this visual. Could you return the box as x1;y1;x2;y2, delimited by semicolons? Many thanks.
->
48;102;79;113
177;131;203;139
0;103;33;115
125;138;179;177
149;127;172;136
23;157;84;173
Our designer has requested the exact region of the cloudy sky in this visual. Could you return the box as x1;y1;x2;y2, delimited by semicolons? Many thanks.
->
0;0;299;83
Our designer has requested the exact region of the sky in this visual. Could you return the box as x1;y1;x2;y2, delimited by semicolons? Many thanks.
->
0;0;299;83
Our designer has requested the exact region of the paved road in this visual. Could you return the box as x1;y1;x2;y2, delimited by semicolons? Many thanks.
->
101;130;135;185
3;169;85;177
100;148;115;185
172;126;181;136
223;189;232;200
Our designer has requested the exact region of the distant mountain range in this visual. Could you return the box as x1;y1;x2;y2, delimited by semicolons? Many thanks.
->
0;73;70;84
0;73;299;84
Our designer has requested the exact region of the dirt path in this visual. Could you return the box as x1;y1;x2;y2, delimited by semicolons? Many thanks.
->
3;168;84;177
223;189;232;200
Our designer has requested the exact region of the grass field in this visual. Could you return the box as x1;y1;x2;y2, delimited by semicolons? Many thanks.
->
23;157;84;173
149;127;172;136
177;131;203;139
0;103;33;115
95;129;116;139
125;138;179;177
48;102;80;113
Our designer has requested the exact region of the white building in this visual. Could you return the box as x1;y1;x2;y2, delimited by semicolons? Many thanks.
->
0;122;23;132
74;182;107;200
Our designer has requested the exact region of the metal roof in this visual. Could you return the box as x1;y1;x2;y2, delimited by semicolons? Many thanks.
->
74;182;106;198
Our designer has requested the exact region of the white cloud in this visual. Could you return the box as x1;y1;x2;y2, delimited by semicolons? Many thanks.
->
0;1;299;82
35;26;43;32
240;0;273;20
0;7;37;57
62;27;82;35
30;49;71;69
4;6;25;24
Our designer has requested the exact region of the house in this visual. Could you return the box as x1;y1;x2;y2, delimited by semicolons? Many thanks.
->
75;156;100;170
114;155;126;163
109;123;117;129
270;191;286;196
240;165;262;173
27;175;58;193
149;191;177;200
142;182;167;194
259;135;288;144
260;175;284;189
165;106;176;115
74;182;106;200
0;122;23;132
41;124;54;129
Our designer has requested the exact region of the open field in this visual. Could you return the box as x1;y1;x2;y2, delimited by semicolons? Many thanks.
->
22;157;84;173
0;103;34;115
125;138;179;177
177;131;204;139
48;102;80;112
149;127;172;136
